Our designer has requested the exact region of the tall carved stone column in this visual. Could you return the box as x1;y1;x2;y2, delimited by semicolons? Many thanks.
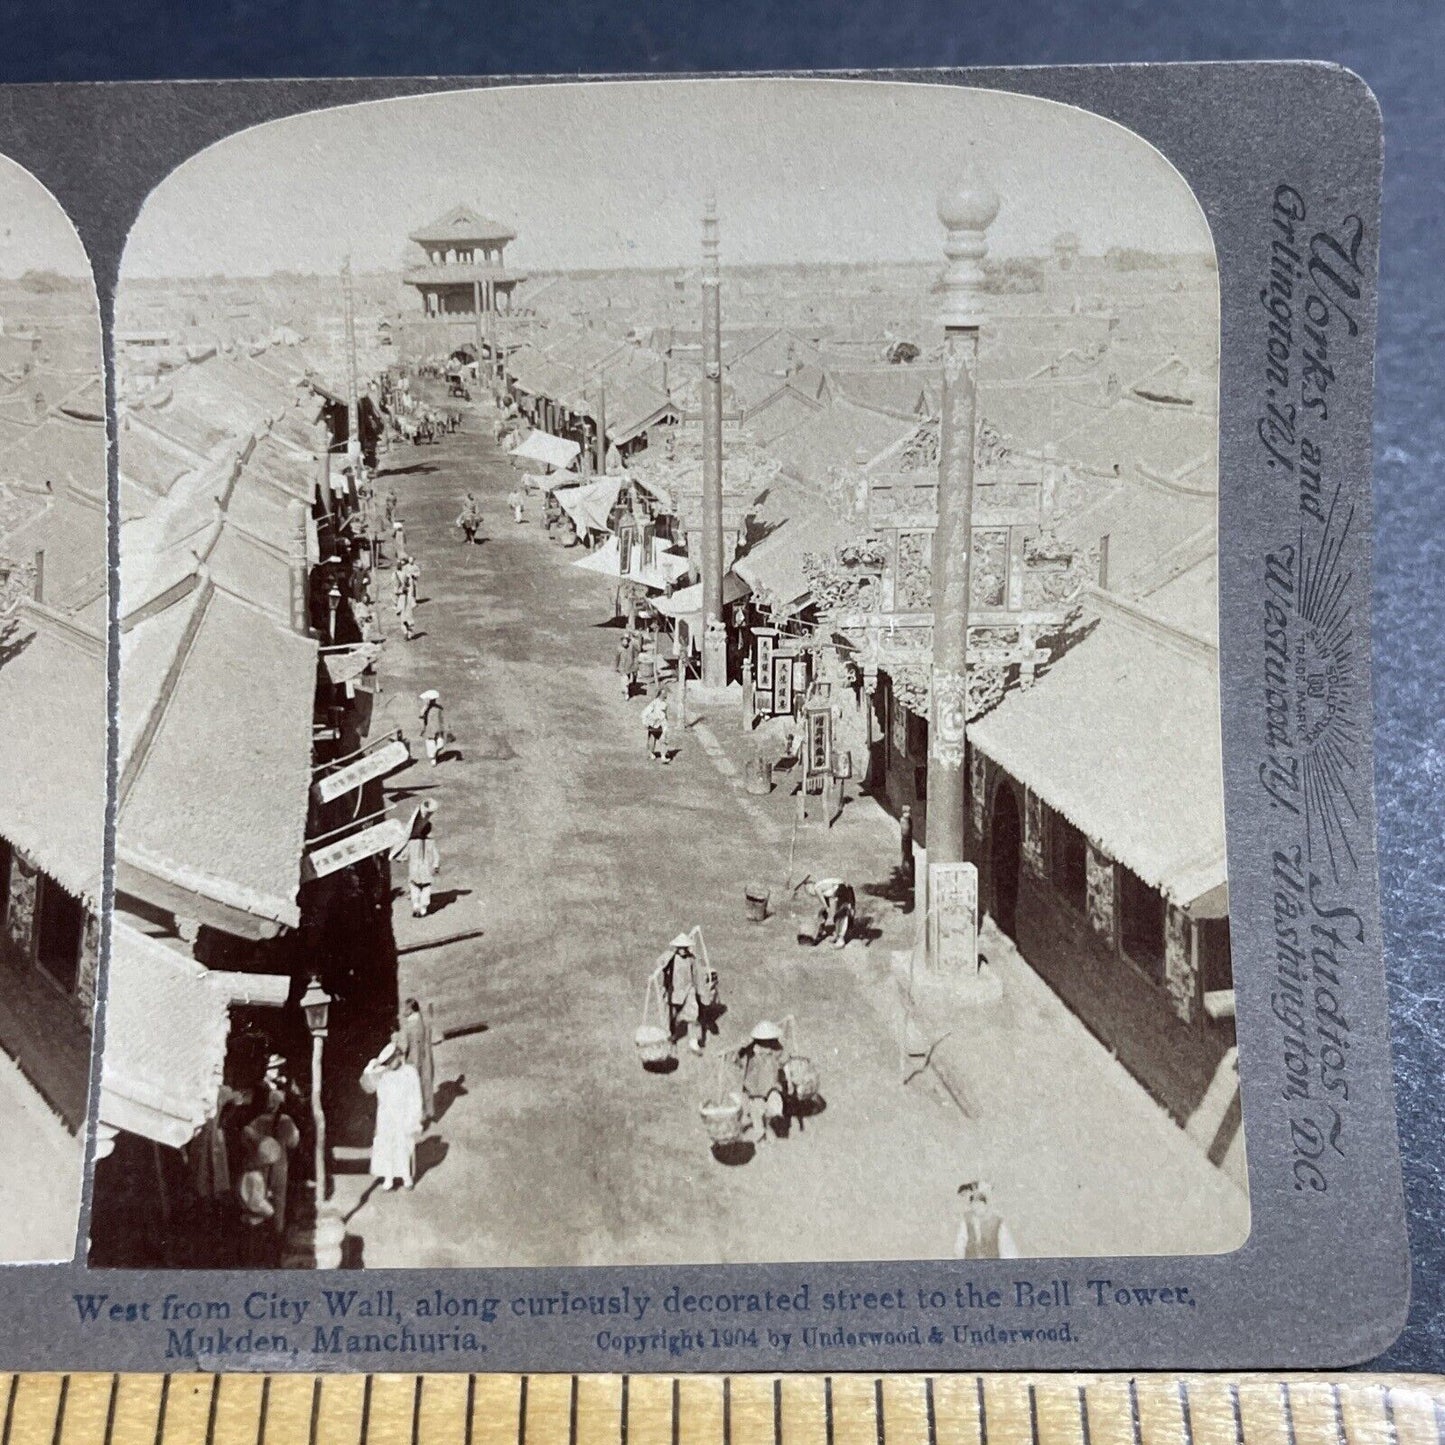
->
926;177;997;870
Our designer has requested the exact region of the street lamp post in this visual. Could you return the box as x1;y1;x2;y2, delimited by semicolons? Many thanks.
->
300;976;344;1268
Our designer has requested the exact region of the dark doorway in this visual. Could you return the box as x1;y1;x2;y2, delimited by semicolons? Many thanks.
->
990;783;1022;941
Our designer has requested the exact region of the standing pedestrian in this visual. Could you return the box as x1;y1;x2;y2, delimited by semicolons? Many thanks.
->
393;557;409;617
418;689;446;766
508;486;525;523
952;1181;1018;1260
456;493;482;545
641;691;669;763
393;800;441;916
652;930;715;1056
400;998;436;1125
392;514;406;557
236;1136;283;1266
616;629;640;700
360;1039;425;1191
240;1091;301;1236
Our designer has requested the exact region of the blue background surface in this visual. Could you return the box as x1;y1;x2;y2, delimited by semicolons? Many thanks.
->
0;0;1438;1372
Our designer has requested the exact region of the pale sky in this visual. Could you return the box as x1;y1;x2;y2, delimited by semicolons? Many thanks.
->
0;154;93;279
123;78;1212;280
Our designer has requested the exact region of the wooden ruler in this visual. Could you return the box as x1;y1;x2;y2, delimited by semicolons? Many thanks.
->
0;1373;1439;1445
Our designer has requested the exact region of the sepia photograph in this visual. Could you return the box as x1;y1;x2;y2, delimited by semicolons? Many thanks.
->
0;153;105;1263
89;77;1247;1272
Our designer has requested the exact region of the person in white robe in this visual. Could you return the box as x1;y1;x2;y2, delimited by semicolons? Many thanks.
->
360;1039;424;1190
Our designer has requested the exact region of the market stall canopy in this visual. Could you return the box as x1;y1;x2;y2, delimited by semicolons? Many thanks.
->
508;430;580;469
650;574;752;648
573;535;691;592
323;642;383;685
553;477;621;537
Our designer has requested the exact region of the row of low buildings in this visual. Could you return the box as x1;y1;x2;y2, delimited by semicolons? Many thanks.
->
418;245;1240;1184
89;336;403;1266
0;320;107;1161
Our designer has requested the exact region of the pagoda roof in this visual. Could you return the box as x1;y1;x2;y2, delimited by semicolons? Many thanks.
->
409;204;516;246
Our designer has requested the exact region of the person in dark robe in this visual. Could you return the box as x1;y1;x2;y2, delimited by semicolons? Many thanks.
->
393;800;440;916
400;998;436;1125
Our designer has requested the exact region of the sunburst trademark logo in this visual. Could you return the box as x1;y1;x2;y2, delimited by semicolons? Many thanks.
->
1262;488;1360;882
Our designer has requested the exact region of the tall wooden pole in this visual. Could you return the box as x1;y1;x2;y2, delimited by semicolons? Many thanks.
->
310;1029;328;1206
700;195;727;689
473;279;484;382
596;376;608;475
925;179;998;870
342;256;360;472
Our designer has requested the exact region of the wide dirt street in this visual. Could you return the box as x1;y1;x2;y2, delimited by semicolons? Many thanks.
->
328;396;1247;1268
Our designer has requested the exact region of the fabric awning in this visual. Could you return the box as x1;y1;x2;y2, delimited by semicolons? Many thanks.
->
650;575;752;651
651;574;751;622
573;535;691;592
508;430;580;469
323;642;382;685
553;478;622;536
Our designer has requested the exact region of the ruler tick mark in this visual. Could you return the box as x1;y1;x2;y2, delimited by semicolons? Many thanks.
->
49;1374;67;1445
1079;1386;1092;1445
1283;1382;1302;1445
1179;1379;1196;1445
977;1378;988;1445
154;1373;170;1445
3;1372;18;1445
569;1375;579;1445
827;1377;837;1445
103;1374;119;1445
412;1376;423;1445
1329;1385;1347;1445
257;1376;270;1445
205;1374;221;1445
519;1376;529;1445
876;1379;886;1445
308;1378;321;1445
1382;1385;1401;1445
924;1378;936;1445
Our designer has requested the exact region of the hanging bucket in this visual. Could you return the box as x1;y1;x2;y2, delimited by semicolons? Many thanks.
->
783;1055;820;1104
635;1024;676;1069
700;1091;746;1145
